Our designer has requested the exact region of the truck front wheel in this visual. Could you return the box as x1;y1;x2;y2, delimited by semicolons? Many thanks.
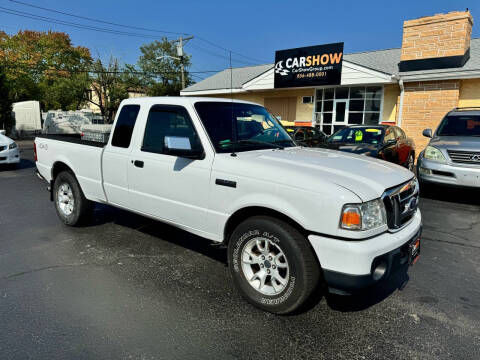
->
53;171;93;226
228;216;320;314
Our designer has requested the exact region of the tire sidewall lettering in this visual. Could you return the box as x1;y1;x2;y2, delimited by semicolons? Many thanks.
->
232;228;295;304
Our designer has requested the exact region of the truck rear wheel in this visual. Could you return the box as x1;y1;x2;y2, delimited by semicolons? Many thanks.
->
228;216;320;314
53;170;93;226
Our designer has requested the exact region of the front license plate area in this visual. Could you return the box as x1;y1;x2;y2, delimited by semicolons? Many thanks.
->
409;237;421;265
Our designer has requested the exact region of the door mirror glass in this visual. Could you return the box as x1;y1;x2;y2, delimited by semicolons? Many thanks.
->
422;128;433;138
164;136;204;159
385;139;397;146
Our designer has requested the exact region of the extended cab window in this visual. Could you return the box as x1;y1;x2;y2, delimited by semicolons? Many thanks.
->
111;105;141;148
142;105;202;154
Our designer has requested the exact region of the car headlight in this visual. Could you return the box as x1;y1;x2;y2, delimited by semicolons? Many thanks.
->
424;145;446;163
8;142;17;150
340;199;387;231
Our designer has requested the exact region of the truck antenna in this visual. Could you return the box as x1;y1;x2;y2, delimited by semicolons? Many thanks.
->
230;50;237;157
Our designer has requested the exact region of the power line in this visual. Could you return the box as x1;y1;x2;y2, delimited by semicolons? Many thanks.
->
187;43;255;66
0;6;257;67
7;0;270;64
195;36;270;64
2;63;220;77
0;6;169;40
8;0;190;36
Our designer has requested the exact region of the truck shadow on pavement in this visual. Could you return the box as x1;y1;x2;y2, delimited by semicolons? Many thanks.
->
87;204;409;314
0;159;35;171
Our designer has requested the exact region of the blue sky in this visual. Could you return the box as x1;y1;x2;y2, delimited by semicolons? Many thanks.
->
1;0;479;82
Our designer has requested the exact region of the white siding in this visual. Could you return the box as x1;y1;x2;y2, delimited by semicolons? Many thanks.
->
340;62;393;85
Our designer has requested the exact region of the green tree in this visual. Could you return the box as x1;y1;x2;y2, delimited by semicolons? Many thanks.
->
0;30;92;110
0;65;13;132
137;38;192;96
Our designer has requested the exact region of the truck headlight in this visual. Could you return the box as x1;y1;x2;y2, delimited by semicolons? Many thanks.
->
340;199;387;231
9;142;18;150
424;145;446;163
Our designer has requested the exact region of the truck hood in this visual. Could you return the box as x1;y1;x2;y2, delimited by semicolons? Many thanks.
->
228;147;413;201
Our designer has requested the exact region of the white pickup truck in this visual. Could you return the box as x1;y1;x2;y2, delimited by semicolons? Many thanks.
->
35;97;422;314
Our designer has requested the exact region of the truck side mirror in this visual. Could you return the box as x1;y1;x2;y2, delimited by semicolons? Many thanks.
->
164;136;204;160
422;129;433;138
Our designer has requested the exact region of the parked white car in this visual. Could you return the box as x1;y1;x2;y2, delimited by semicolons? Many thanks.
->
34;97;422;314
0;130;20;167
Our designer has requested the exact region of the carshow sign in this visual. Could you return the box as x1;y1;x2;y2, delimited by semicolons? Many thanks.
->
274;42;344;88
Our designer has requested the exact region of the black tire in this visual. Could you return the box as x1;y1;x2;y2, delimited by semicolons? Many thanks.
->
228;216;321;314
53;170;93;226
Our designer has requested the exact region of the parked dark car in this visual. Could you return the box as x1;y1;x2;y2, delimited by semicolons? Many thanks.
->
285;126;327;147
323;125;416;171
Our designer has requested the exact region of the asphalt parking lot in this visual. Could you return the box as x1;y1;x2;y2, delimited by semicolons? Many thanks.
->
1;141;479;360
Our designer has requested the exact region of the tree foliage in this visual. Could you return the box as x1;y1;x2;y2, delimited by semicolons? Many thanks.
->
0;30;92;110
0;31;196;120
137;37;192;96
0;65;13;132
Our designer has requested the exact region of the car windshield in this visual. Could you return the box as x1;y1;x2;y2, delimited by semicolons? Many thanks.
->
194;102;296;153
327;127;384;144
436;115;480;136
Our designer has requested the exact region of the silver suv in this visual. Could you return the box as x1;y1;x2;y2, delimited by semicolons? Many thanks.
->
417;107;480;188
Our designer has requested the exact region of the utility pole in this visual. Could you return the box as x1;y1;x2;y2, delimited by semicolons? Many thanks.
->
156;35;193;90
175;35;193;90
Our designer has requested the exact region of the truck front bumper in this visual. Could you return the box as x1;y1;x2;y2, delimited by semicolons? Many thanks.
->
308;210;422;294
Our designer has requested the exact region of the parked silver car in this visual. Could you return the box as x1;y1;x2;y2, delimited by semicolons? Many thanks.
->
417;107;480;188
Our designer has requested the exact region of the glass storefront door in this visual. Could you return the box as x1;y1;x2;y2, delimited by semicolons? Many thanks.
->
333;100;348;134
315;86;383;135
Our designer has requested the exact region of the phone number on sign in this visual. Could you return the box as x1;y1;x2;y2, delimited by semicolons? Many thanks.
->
296;72;327;79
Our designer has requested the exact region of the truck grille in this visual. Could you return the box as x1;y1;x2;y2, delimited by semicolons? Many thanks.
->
382;178;419;230
447;150;480;165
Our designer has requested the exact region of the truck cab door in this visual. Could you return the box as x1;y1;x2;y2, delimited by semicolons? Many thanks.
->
103;104;141;208
127;104;214;234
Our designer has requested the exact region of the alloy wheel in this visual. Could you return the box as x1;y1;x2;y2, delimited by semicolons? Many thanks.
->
241;237;290;295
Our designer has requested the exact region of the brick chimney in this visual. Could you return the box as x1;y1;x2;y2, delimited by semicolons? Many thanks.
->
400;11;473;64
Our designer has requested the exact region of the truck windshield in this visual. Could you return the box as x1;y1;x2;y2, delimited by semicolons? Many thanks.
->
436;115;480;136
327;127;385;145
194;102;296;153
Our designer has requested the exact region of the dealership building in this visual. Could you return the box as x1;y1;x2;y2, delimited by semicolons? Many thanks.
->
181;10;480;153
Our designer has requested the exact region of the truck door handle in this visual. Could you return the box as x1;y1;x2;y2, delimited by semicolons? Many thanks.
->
133;160;144;168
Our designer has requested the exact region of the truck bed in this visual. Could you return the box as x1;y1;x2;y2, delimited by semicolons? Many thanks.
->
35;134;107;203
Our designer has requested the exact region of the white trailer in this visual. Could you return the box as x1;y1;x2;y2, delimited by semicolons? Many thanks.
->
12;101;42;133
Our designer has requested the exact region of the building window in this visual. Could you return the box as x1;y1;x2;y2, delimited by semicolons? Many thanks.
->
314;86;383;135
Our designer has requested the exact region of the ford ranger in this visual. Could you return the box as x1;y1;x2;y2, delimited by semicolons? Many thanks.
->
35;97;422;314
